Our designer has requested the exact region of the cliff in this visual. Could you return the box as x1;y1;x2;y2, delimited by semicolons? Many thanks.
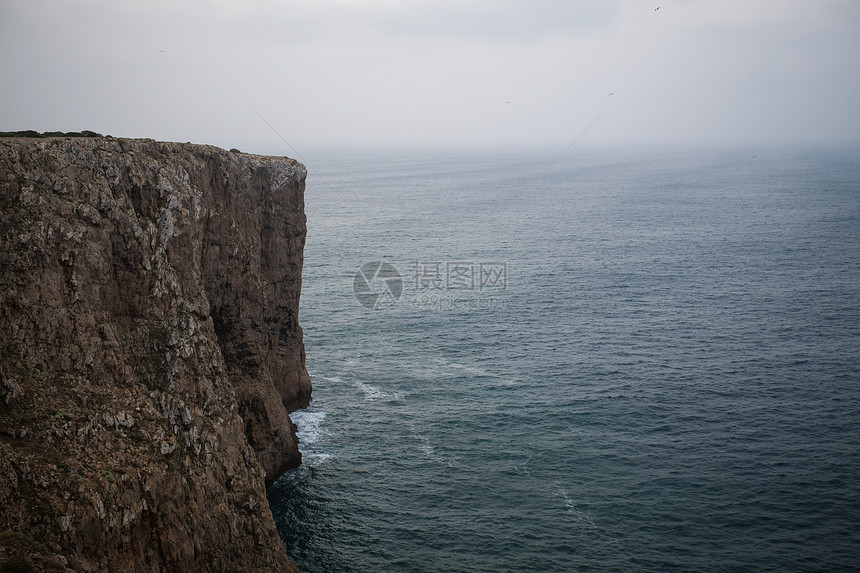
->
0;136;312;572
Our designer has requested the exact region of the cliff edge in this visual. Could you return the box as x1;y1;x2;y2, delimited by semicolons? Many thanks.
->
0;137;312;571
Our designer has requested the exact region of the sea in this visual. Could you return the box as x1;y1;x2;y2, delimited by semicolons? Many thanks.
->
266;144;860;572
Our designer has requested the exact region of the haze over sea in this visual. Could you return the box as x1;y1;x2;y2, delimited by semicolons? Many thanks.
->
268;145;860;572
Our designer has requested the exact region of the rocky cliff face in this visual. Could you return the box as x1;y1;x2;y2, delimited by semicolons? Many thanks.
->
0;137;312;572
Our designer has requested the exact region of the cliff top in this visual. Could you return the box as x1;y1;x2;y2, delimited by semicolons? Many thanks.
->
0;131;302;167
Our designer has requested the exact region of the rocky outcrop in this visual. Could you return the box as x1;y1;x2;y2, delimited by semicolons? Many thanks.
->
0;137;312;571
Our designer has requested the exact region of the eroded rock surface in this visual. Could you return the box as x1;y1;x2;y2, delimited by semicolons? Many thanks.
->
0;137;312;571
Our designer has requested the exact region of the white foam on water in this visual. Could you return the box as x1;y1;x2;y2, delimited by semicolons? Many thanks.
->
308;371;342;385
416;356;500;380
553;481;596;528
291;410;327;445
513;454;533;476
290;408;332;467
302;452;333;465
408;422;461;468
310;371;391;401
355;381;388;400
448;362;498;378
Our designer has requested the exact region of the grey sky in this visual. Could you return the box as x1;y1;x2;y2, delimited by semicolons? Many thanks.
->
2;0;859;153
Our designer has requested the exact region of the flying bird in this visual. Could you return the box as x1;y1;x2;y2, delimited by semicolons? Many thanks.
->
609;92;615;96
655;6;660;11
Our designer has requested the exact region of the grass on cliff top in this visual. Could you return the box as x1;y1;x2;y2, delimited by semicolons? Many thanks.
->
0;130;104;138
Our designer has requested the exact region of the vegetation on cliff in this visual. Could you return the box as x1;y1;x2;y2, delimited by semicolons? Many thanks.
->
0;131;104;139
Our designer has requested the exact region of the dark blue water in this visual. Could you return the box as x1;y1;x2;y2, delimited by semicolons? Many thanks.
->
268;146;860;572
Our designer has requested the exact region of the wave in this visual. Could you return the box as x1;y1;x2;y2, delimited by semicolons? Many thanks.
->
355;381;390;400
408;422;461;468
302;452;333;466
446;361;498;378
553;481;596;528
419;357;499;379
290;406;332;467
310;371;396;401
291;410;327;446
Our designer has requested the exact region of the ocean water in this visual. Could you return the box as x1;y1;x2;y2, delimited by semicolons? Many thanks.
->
267;146;860;572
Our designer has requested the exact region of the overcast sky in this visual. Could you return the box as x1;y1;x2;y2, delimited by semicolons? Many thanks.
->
2;0;859;154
